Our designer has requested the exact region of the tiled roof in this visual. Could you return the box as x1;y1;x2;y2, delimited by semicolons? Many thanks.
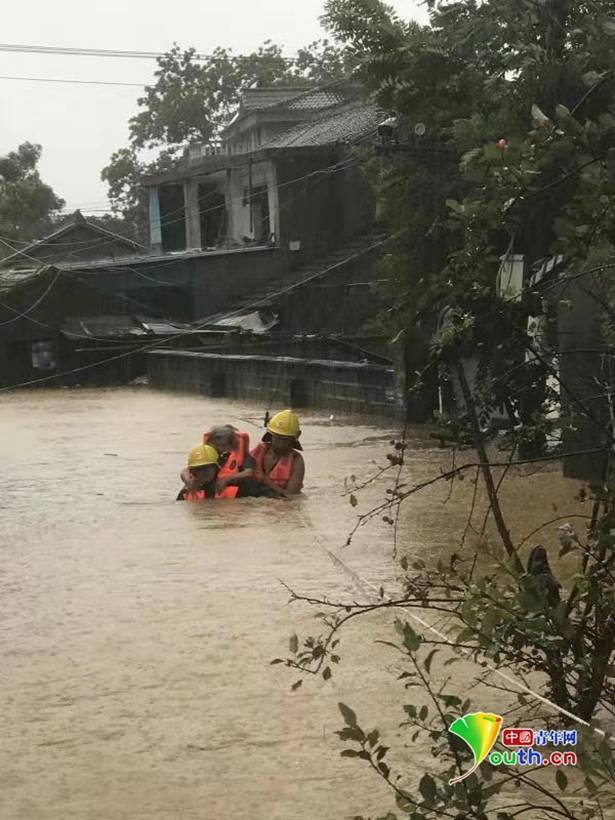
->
263;101;382;149
236;86;351;114
287;89;348;110
238;88;313;111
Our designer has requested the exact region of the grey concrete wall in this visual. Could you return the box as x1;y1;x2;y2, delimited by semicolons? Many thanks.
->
275;151;376;263
147;349;401;419
271;248;385;335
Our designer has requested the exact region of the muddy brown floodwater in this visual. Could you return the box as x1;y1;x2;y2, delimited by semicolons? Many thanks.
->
0;388;589;820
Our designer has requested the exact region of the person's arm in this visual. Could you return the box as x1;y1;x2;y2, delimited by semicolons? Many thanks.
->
285;453;305;495
216;454;255;492
258;475;288;496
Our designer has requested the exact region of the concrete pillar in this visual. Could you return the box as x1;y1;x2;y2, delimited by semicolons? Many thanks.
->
225;169;234;242
266;161;279;243
183;179;202;250
148;187;162;254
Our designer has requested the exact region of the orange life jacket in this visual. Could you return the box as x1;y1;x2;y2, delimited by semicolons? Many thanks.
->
251;442;297;489
181;485;239;501
203;431;250;481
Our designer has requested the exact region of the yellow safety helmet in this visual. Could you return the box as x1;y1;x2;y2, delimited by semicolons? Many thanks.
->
188;443;219;469
267;409;301;438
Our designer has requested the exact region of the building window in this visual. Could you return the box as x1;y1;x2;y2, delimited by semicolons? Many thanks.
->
31;340;57;371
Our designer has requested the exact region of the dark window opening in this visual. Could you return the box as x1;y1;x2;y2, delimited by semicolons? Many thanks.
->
159;184;186;252
198;185;227;248
250;186;270;243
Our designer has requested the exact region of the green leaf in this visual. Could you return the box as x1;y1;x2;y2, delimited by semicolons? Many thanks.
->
460;147;483;168
341;749;361;757
322;666;332;681
531;104;550;126
291;679;302;691
424;648;438;674
289;634;298;654
376;745;389;760
446;198;464;214
367;729;380;747
584;70;606;87
338;702;358;727
350;494;358;507
419;773;437;803
556;768;568;791
378;761;391;779
337;726;364;742
400;556;409;571
270;658;285;665
401;623;421;653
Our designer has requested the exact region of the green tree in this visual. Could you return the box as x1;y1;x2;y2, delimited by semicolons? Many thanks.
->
0;142;65;257
265;1;615;817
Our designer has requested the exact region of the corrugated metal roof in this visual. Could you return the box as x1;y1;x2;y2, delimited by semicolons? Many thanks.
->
61;315;204;339
62;315;148;338
0;265;53;294
262;101;382;149
209;309;279;334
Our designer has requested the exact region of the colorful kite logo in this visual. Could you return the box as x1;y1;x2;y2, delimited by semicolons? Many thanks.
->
448;712;503;784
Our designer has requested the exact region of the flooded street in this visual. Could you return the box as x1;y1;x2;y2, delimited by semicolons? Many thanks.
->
0;388;587;820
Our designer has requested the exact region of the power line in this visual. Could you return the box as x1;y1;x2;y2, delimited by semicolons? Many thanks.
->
0;233;396;392
0;267;63;327
0;42;300;62
0;74;146;88
0;150;364;266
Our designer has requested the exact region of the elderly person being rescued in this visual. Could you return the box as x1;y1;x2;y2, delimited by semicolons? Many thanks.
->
178;443;270;500
180;424;257;497
251;410;305;497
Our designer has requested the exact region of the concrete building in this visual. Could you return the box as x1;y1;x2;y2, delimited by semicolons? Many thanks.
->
144;85;380;261
0;88;404;417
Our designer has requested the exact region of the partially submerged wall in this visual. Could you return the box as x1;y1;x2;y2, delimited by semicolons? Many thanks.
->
147;349;401;419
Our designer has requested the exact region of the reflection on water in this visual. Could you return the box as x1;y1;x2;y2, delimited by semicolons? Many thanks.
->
0;388;586;820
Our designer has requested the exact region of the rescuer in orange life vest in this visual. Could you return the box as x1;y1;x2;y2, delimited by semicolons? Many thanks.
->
179;426;276;499
251;410;305;497
177;444;236;501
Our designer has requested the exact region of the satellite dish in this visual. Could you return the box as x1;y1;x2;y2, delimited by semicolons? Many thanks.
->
415;122;426;137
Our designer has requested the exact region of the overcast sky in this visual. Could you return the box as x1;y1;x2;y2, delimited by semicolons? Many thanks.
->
1;1;428;213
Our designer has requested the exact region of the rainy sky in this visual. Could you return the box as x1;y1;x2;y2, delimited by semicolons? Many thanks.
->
0;0;427;213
